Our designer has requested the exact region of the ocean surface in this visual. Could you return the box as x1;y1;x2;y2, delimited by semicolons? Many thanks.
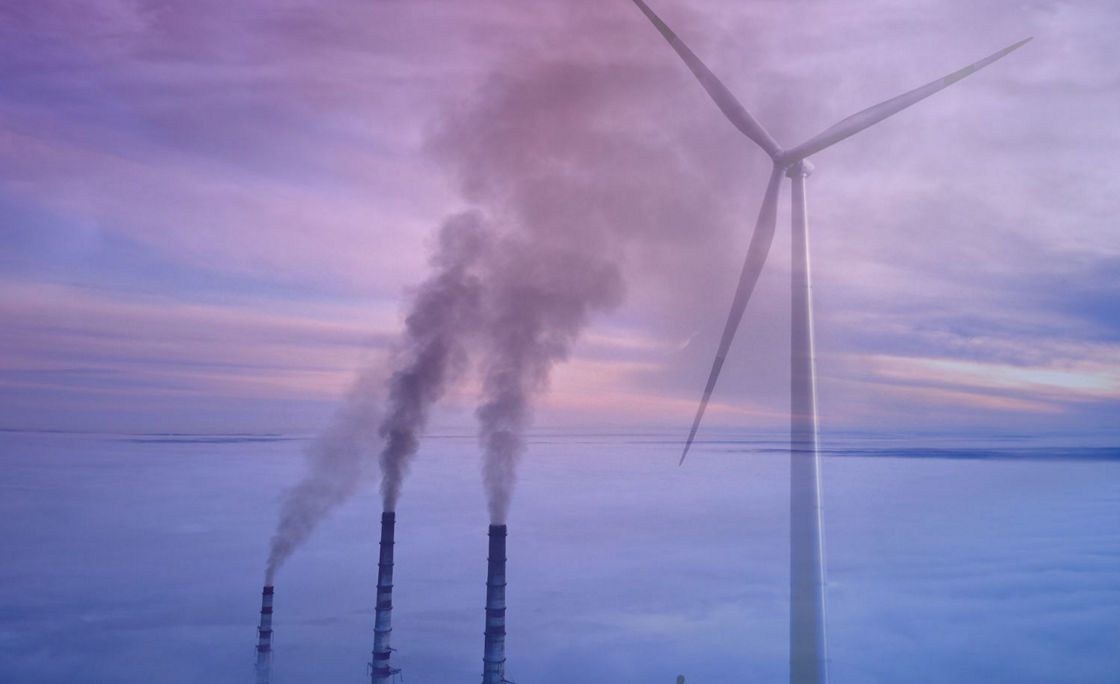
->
1;429;1117;683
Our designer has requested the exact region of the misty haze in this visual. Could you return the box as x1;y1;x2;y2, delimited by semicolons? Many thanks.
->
2;0;1118;683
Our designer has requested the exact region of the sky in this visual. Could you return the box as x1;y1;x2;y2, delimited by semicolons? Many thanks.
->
2;0;1118;438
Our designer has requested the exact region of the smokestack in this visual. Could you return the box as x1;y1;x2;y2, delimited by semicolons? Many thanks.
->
370;512;399;684
255;585;274;684
482;524;507;684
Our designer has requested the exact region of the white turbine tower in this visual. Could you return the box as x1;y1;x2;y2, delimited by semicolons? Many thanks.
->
629;1;1029;682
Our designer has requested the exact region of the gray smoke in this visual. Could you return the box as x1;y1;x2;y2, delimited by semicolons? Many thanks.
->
378;211;491;512
430;60;675;523
265;369;384;584
422;5;753;521
369;196;623;524
475;237;623;523
267;0;754;552
265;212;490;581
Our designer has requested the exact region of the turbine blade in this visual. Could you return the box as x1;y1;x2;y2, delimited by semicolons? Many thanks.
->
781;37;1032;163
631;0;782;159
681;164;784;464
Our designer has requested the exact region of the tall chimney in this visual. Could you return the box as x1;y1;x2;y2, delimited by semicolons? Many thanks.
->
370;511;399;684
482;524;507;684
255;585;274;684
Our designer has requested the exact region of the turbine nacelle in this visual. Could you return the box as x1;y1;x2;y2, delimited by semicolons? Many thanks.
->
785;159;814;179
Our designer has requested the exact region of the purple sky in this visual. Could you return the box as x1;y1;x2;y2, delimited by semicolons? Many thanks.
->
2;0;1117;437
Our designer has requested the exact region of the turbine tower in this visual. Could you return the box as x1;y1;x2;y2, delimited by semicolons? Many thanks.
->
628;2;1029;682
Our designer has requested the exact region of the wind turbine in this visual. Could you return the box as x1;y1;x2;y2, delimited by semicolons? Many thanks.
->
628;1;1029;682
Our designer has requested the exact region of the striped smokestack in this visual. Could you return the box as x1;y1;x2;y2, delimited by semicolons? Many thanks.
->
482;524;507;684
255;585;274;684
370;511;399;684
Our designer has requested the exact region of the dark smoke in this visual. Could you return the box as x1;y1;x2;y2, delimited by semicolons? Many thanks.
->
378;211;491;512
423;5;757;521
265;1;755;556
475;237;623;523
264;212;491;581
266;369;384;584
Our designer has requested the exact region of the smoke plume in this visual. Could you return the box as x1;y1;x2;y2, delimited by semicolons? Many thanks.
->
266;1;755;559
265;369;384;584
264;212;491;581
421;5;756;523
377;211;491;512
475;237;623;523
